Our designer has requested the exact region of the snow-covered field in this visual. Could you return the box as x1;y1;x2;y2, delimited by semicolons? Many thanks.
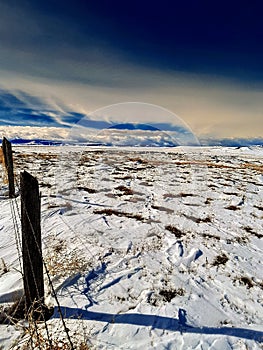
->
0;145;263;349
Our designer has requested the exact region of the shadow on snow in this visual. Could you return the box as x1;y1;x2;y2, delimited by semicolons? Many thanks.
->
53;307;263;342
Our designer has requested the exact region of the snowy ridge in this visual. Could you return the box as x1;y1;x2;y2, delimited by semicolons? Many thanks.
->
0;146;262;349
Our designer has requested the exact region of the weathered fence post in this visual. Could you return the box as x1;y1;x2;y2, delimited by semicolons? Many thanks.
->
2;137;15;198
20;170;44;317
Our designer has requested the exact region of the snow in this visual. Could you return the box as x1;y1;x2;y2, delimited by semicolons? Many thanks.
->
0;145;262;349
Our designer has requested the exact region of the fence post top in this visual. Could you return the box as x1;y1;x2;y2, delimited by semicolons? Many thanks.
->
20;170;39;188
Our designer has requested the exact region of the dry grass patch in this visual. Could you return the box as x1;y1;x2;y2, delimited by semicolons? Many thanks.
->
0;147;5;165
0;148;9;184
179;192;195;198
129;197;145;203
114;175;132;180
202;233;220;241
235;236;249;245
38;153;58;160
45;250;87;277
128;157;148;164
223;192;238;196
239;276;254;289
94;208;146;222
197;217;212;223
225;205;240;211
164;192;195;198
139;181;153;187
114;185;133;196
147;288;185;306
159;288;185;302
234;276;254;289
243;226;263;239
241;163;263;173
184;214;211;224
212;253;229;267
18;315;90;350
44;236;88;277
16;153;58;161
165;225;185;238
77;186;97;193
172;160;263;174
151;205;174;214
204;198;213;204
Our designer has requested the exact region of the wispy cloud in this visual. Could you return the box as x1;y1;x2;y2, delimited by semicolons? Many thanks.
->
0;88;85;128
0;125;68;142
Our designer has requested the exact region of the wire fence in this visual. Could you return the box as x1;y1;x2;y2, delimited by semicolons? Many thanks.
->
0;146;77;349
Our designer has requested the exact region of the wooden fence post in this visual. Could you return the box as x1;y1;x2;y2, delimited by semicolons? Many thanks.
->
2;137;15;198
20;170;44;317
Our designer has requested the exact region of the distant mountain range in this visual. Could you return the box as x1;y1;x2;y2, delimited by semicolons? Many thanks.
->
2;136;263;148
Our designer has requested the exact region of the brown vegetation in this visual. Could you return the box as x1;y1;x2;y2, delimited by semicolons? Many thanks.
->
151;205;174;214
94;208;146;222
77;186;97;193
159;288;185;302
243;226;263;239
115;185;134;196
165;225;184;238
225;205;240;211
239;276;254;289
202;233;220;241
212;253;229;266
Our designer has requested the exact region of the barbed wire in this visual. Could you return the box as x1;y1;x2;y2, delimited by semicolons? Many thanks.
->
18;179;74;349
0;167;75;348
9;198;23;276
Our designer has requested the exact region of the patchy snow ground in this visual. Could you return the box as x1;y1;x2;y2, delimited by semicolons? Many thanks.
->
0;145;263;349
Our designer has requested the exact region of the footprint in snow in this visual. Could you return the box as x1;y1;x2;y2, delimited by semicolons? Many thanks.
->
182;248;203;267
167;241;184;264
167;245;203;267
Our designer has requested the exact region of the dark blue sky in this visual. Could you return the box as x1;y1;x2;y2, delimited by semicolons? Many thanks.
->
0;0;262;140
8;0;263;81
